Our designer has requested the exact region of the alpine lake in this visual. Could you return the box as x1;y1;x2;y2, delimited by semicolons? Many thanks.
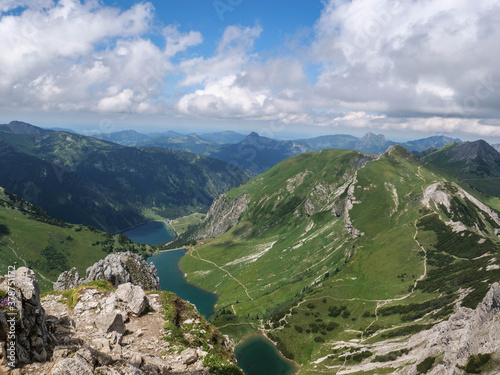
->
123;220;298;375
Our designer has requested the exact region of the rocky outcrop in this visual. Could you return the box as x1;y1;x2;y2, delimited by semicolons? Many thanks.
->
1;270;241;374
197;194;249;238
398;282;500;375
0;267;51;366
54;252;160;292
115;283;149;316
53;267;80;291
330;283;500;375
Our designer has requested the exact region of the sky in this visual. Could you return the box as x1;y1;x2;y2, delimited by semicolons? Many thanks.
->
1;0;500;142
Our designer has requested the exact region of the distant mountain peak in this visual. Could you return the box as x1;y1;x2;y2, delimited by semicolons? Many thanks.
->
0;121;52;134
362;132;386;140
450;139;499;161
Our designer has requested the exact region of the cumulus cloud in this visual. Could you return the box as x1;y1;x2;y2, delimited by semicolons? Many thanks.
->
0;0;201;113
310;0;500;118
176;25;309;120
3;0;500;138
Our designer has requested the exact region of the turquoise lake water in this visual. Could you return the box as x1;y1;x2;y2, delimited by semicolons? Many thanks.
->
235;334;298;375
126;220;296;374
147;250;218;318
122;221;175;245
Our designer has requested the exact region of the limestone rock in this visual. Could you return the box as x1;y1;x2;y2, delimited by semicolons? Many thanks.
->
181;348;198;365
115;283;148;316
0;267;50;364
74;348;96;368
51;357;93;375
197;194;249;238
92;338;112;354
142;356;171;374
83;252;160;290
53;267;80;292
53;252;160;292
95;312;125;334
128;351;143;367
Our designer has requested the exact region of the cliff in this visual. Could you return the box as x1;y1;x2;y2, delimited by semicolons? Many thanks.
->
196;194;249;239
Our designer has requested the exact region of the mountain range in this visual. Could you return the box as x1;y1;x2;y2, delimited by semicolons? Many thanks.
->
93;127;462;175
0;121;249;232
178;145;500;373
2;119;500;373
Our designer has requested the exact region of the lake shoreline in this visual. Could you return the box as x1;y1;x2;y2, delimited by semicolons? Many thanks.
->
236;332;301;374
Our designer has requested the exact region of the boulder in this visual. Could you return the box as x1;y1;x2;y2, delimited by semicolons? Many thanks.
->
115;283;148;316
141;356;171;374
51;357;93;375
95;312;125;334
91;338;112;354
181;348;198;365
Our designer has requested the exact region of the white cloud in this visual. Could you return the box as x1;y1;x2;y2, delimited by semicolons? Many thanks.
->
310;0;500;118
0;0;201;113
178;24;262;87
3;0;500;139
176;25;308;120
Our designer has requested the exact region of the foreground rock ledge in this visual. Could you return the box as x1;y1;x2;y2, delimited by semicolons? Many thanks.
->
0;254;241;374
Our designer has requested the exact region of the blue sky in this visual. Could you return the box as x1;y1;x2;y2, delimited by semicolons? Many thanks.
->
1;0;500;142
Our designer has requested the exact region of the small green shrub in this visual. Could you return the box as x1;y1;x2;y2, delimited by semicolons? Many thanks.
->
416;356;435;374
464;353;492;374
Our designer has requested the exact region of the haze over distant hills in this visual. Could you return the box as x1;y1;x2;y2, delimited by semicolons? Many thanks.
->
90;126;463;175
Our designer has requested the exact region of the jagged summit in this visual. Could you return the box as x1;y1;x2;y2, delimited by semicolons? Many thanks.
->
54;252;161;292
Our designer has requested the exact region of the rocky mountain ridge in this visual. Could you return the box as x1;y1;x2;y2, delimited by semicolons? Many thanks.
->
0;254;242;374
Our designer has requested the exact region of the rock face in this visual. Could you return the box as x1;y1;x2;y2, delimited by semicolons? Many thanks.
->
400;282;500;375
53;267;80;291
53;252;160;292
0;267;51;365
197;194;249;238
115;283;148;316
329;283;500;375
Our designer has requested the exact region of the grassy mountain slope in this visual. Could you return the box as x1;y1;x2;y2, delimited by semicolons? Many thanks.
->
0;124;249;232
423;140;500;197
180;146;500;373
0;188;157;293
